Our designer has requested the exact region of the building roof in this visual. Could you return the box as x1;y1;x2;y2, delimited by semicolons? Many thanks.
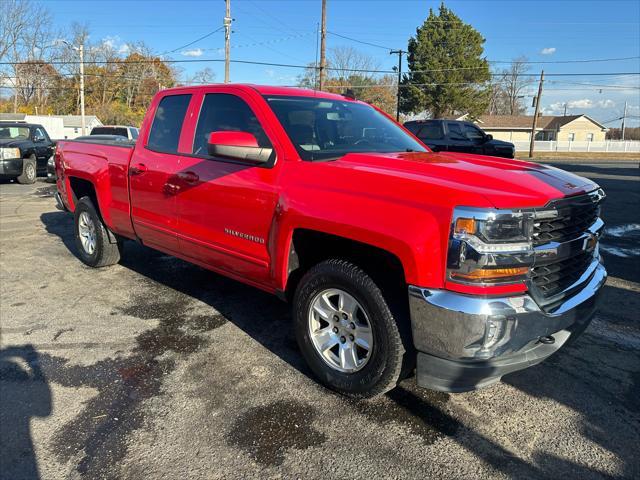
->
0;113;102;128
477;114;607;131
0;113;27;121
52;115;101;127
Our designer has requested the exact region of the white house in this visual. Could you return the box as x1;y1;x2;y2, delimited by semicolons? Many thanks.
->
0;113;102;139
54;115;103;139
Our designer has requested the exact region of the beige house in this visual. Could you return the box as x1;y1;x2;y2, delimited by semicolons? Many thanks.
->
473;114;608;142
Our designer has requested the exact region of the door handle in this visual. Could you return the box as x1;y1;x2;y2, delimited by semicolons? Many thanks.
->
129;163;148;175
163;183;180;195
177;171;199;184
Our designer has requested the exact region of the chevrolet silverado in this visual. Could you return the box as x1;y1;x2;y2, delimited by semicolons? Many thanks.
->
54;85;606;397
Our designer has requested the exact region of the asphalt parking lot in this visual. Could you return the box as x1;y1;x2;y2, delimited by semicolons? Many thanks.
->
1;161;639;480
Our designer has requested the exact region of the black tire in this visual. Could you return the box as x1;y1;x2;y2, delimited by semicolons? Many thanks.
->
16;156;37;184
73;196;122;267
293;259;407;398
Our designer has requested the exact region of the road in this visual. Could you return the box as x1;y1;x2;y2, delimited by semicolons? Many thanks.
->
1;161;639;480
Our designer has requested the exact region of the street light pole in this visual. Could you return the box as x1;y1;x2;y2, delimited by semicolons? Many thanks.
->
79;43;86;136
61;40;86;136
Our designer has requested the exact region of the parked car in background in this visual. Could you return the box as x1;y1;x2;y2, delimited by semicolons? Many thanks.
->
404;119;516;158
55;85;606;398
0;123;55;184
90;125;139;140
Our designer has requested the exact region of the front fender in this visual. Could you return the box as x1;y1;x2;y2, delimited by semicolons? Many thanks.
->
271;189;448;290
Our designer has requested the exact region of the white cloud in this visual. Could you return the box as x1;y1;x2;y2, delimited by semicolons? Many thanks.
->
265;69;275;78
540;47;556;55
182;48;203;57
102;35;120;49
567;98;594;109
118;44;130;55
597;99;615;108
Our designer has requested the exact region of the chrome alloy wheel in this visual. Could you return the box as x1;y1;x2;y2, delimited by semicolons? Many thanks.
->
78;211;97;255
25;162;36;181
308;288;373;373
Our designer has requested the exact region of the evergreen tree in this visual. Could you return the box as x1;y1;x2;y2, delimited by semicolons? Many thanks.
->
400;3;491;118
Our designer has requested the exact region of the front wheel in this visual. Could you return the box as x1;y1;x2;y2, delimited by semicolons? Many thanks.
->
74;197;122;267
293;259;407;398
16;157;37;184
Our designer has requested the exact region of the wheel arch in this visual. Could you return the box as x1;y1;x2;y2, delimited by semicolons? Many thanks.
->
282;228;409;305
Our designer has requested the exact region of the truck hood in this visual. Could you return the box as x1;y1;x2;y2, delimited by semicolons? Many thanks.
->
333;151;598;209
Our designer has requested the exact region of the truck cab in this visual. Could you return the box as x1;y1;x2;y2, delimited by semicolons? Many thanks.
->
404;119;516;158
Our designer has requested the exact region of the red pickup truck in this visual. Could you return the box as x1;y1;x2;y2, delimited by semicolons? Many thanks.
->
54;84;607;397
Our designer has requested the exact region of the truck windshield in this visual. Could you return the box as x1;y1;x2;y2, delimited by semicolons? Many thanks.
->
264;95;426;161
0;126;30;140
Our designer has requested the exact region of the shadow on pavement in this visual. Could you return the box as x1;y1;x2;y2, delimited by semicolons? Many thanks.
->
0;345;52;480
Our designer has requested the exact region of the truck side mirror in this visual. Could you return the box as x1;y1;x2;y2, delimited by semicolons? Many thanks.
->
484;134;493;142
207;131;272;164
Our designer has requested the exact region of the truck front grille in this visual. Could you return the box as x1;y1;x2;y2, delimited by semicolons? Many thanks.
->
533;201;599;246
530;189;604;301
531;250;593;299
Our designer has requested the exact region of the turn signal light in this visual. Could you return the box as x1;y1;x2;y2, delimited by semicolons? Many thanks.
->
450;267;529;282
454;217;476;235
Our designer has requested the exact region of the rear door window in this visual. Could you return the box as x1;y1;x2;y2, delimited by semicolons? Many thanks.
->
417;122;444;140
147;94;192;153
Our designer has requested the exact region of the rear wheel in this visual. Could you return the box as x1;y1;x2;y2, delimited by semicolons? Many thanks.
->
293;259;407;398
16;156;37;184
74;197;122;267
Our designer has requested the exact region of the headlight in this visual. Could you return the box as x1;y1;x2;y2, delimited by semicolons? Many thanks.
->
0;148;21;160
448;207;534;285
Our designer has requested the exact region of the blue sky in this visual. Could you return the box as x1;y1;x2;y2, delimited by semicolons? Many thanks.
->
44;0;640;126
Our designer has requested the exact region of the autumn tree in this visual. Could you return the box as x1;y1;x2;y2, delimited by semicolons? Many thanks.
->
400;2;491;118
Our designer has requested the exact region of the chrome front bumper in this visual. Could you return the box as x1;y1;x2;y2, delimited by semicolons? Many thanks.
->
408;261;606;392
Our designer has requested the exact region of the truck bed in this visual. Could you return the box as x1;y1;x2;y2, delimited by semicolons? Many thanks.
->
55;138;136;238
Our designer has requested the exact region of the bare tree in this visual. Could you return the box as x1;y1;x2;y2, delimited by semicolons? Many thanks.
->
498;56;531;115
0;0;54;112
329;46;377;82
186;67;216;86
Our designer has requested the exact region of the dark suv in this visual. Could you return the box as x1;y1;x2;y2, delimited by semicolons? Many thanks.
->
404;119;515;159
0;123;55;183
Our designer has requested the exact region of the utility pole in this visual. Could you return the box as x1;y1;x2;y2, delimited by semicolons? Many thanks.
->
563;103;567;116
621;101;628;140
390;50;405;121
79;43;86;136
319;0;327;90
529;69;544;158
224;0;231;83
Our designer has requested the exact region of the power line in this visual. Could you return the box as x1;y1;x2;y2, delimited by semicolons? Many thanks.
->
158;26;224;56
3;58;640;78
326;31;395;51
